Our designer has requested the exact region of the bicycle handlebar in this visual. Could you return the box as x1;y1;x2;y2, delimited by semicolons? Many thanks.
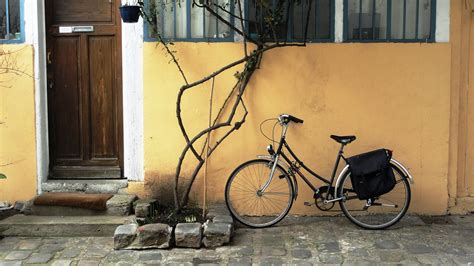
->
279;114;304;124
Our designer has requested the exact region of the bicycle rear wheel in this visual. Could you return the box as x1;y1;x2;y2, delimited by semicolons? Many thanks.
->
225;159;294;228
338;163;411;229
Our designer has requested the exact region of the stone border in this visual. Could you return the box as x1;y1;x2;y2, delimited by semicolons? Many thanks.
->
114;202;234;249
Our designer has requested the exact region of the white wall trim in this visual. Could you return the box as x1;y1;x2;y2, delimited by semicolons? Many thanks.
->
121;7;145;181
436;0;450;43
334;0;344;43
27;0;49;194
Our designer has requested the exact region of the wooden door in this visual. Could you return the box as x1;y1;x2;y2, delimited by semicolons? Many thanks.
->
46;0;123;179
460;1;474;196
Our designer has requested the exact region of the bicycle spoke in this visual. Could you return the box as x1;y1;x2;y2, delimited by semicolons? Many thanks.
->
338;165;411;229
226;160;293;228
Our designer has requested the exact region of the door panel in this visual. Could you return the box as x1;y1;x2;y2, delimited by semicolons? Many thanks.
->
52;0;113;23
46;0;123;179
89;36;117;159
51;37;82;159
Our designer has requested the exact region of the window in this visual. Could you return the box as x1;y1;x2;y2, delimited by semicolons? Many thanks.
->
146;0;234;41
0;0;23;43
246;0;334;42
344;0;436;42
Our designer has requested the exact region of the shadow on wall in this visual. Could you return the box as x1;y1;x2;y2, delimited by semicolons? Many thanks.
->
145;172;200;207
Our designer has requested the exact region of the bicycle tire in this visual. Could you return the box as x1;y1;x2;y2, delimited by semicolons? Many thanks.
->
225;159;294;228
338;163;411;230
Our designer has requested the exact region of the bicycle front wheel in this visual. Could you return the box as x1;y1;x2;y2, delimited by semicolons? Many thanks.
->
338;163;411;230
225;159;294;228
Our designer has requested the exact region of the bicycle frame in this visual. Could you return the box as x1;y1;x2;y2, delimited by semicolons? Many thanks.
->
260;124;348;203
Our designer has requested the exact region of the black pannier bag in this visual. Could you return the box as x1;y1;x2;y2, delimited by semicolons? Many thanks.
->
346;149;396;200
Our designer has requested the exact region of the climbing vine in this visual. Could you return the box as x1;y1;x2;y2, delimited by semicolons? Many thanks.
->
141;0;313;211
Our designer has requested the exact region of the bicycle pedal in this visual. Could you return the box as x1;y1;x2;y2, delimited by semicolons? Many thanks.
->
304;201;314;206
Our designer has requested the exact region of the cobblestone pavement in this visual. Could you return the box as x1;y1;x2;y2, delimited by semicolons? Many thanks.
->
0;214;473;265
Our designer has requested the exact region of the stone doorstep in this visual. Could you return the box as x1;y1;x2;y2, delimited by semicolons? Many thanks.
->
0;214;133;237
41;179;128;194
27;193;138;217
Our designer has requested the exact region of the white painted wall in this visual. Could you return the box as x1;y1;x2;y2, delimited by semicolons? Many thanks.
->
121;1;145;181
25;0;48;193
27;0;146;187
436;0;450;42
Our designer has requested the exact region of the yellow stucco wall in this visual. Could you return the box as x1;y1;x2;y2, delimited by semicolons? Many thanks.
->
143;42;451;215
0;44;37;203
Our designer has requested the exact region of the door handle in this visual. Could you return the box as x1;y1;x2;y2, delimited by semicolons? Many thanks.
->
47;51;52;64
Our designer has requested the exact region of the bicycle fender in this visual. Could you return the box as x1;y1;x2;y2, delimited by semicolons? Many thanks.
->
334;165;350;197
256;155;298;200
334;158;414;197
390;158;414;184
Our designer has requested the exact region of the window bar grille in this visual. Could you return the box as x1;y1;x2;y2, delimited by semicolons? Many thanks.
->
215;2;218;38
402;0;406;39
160;0;165;38
203;4;206;38
186;0;191;39
415;0;419;39
358;0;362;40
300;0;304;40
429;0;436;40
6;0;10;38
173;0;177;38
287;0;293;40
371;0;376;40
387;0;392;39
315;0;319;39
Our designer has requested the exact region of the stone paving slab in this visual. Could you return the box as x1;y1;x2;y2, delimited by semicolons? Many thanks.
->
0;215;133;237
0;214;473;265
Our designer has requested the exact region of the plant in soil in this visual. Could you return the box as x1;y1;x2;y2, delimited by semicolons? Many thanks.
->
139;204;204;227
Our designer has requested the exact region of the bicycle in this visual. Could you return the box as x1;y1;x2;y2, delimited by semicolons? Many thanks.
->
225;114;413;229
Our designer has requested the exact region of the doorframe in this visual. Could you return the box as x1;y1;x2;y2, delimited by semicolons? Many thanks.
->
28;1;144;194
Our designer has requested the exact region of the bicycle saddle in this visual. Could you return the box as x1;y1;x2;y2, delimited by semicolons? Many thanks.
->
330;135;357;144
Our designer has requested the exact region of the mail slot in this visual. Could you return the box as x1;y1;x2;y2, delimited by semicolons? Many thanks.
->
73;26;94;33
58;26;95;34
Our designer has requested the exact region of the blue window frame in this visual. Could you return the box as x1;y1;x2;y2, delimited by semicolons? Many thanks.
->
144;0;235;42
344;0;436;42
0;0;24;44
245;0;335;43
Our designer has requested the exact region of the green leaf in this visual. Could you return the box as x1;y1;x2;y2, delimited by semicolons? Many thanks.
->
0;173;6;179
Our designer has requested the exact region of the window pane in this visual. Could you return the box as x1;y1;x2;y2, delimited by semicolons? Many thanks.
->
217;0;231;38
204;5;217;38
191;4;204;38
418;0;431;39
374;0;387;39
347;0;433;41
347;0;360;39
247;0;258;36
391;0;404;39
316;0;331;39
158;0;174;38
175;0;187;38
348;0;379;40
405;0;417;39
273;1;288;40
292;2;305;40
0;0;20;40
294;0;331;41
